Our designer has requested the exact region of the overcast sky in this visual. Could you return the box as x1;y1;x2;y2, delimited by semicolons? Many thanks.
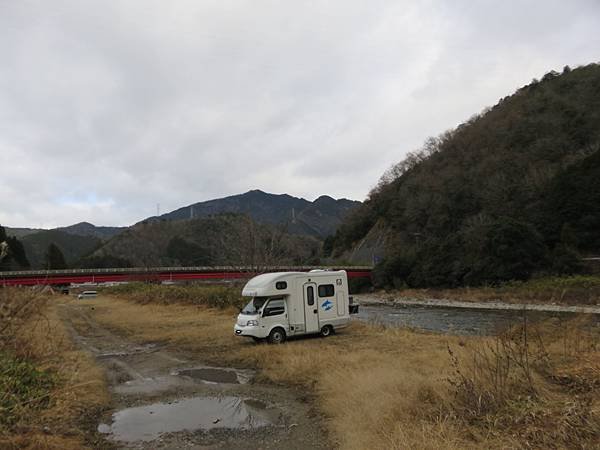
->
1;1;599;228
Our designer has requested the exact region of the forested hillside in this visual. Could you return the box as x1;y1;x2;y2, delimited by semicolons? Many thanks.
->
20;230;102;269
332;64;600;287
86;213;321;268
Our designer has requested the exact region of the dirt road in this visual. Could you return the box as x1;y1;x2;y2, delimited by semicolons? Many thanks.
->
58;300;328;449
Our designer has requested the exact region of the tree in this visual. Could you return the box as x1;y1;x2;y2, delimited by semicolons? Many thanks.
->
6;237;30;269
0;226;9;271
166;236;212;266
0;225;31;270
322;235;335;258
44;243;67;270
79;255;133;269
461;217;547;285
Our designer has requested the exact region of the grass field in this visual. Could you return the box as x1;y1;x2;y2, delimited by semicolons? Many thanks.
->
0;288;110;450
88;286;600;449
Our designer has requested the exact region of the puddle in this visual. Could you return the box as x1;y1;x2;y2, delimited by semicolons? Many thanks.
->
114;375;194;395
113;366;252;395
99;396;277;442
177;368;241;384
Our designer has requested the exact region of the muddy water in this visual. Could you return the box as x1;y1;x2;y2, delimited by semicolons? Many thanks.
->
100;396;277;442
356;304;599;335
176;367;245;384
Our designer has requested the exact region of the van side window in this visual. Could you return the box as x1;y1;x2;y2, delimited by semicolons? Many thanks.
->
263;298;285;317
307;286;315;305
318;284;334;297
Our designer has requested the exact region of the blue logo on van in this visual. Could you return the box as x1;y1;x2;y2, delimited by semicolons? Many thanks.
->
321;300;333;311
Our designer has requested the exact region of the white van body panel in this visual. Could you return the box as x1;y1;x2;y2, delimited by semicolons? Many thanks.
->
234;270;351;340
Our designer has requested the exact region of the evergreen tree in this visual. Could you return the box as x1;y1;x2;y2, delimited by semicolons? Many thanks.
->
0;225;31;270
0;225;9;271
44;243;67;270
6;237;30;269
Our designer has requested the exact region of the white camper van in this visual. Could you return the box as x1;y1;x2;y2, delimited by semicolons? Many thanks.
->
234;270;358;344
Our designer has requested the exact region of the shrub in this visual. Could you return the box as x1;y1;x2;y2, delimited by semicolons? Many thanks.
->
105;283;246;309
0;288;55;431
0;352;54;429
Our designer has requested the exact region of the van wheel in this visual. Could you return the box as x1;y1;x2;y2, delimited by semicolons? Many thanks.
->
320;325;333;337
268;328;286;344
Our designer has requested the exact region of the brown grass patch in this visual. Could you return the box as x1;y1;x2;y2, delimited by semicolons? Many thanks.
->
389;275;600;306
0;289;110;449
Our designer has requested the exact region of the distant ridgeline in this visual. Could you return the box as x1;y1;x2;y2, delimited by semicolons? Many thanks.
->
2;192;360;270
331;63;600;287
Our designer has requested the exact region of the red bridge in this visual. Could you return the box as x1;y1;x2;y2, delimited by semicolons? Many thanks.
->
0;266;372;287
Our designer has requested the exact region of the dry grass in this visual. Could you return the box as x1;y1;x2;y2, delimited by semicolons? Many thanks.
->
389;275;600;306
105;282;246;309
0;289;110;449
87;292;600;449
447;315;600;448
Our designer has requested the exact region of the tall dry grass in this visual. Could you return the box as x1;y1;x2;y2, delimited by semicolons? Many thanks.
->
0;288;110;449
447;314;600;448
392;275;600;305
105;282;245;309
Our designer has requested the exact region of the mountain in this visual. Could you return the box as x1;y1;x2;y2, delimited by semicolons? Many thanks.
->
332;64;600;287
5;227;44;239
151;190;360;238
4;222;124;269
4;191;356;270
86;213;321;268
6;222;124;240
58;222;125;240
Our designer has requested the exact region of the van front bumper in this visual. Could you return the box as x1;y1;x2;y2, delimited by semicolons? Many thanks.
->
234;323;267;338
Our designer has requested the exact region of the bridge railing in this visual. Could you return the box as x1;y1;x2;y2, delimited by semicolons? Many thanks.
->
0;265;373;279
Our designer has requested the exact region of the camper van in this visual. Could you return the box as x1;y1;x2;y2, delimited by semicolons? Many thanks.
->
234;270;358;344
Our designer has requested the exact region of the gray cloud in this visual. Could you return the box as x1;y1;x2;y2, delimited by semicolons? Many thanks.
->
1;0;599;227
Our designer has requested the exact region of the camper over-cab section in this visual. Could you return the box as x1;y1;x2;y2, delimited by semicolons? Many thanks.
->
234;270;358;344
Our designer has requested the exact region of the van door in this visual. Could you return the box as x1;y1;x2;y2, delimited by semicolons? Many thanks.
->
261;297;288;334
303;283;319;333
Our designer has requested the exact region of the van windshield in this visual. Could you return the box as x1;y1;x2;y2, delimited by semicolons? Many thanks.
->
241;297;268;315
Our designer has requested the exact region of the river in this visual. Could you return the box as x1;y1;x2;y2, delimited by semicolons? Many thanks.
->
355;303;600;335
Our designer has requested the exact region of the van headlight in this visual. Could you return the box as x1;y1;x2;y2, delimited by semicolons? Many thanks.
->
246;320;259;327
